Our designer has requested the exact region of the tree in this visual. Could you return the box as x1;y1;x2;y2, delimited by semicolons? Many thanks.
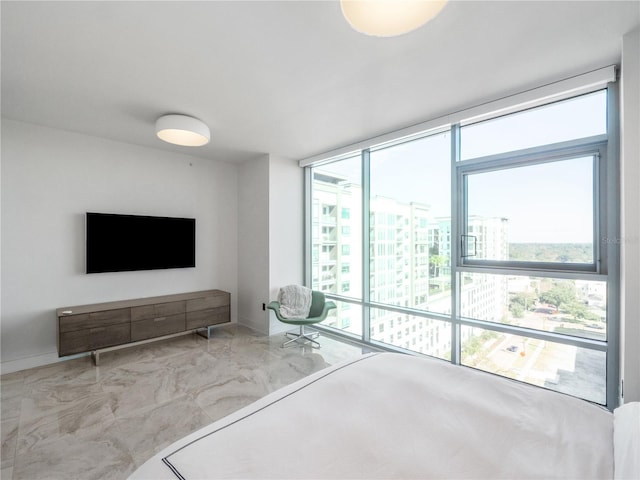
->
565;301;588;320
429;255;445;278
565;302;600;322
510;292;537;311
539;281;576;311
510;303;525;318
429;244;445;278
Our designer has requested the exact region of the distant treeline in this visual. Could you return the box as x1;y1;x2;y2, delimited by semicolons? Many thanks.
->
509;243;592;263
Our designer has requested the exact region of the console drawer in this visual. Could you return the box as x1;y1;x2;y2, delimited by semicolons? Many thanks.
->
131;313;186;341
131;301;185;321
59;308;130;333
186;306;230;329
59;323;131;356
186;293;230;312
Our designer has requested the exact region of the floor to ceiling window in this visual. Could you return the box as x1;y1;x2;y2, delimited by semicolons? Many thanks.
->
368;132;452;356
310;155;363;337
305;75;619;409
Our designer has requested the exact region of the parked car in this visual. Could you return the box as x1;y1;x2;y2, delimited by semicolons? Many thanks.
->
535;307;555;314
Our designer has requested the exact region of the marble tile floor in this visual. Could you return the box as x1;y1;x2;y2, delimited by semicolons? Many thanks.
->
1;324;378;480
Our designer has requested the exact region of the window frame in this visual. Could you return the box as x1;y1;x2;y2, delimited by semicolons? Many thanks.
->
303;77;619;410
456;138;607;273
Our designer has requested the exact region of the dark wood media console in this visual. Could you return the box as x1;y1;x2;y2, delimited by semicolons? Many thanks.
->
57;289;230;364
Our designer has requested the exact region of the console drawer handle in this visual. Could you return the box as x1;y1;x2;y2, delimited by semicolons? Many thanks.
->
154;317;166;322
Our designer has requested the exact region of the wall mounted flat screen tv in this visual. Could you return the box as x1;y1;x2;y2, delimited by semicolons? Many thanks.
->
86;213;196;274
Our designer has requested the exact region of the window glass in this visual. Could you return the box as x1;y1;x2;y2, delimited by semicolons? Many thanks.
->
306;86;613;407
370;132;451;313
461;326;606;405
320;300;362;337
460;273;607;340
460;90;607;160
464;156;594;264
370;308;451;360
311;157;362;299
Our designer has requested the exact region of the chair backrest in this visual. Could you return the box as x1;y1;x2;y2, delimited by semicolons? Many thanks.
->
308;290;326;318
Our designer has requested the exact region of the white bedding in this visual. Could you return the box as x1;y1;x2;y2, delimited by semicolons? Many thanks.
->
130;352;615;480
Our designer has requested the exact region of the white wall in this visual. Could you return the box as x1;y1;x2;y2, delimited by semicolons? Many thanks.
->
237;155;270;334
621;27;640;403
1;120;239;372
268;155;304;335
235;154;304;335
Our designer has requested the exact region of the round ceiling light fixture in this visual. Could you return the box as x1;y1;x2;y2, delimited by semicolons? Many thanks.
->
340;0;448;37
155;114;210;147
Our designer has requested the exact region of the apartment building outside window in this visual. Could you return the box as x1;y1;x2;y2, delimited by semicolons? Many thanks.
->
305;79;618;409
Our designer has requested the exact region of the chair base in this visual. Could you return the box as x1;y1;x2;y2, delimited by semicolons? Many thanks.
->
282;325;320;349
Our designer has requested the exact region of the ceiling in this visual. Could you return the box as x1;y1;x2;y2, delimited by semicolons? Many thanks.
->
2;1;639;164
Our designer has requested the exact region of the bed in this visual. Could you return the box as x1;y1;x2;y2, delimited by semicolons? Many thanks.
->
130;352;639;479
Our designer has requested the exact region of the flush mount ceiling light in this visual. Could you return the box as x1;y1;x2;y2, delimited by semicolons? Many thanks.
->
341;0;448;37
155;114;210;147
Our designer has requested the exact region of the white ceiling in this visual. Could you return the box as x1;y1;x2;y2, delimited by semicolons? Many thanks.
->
2;1;639;164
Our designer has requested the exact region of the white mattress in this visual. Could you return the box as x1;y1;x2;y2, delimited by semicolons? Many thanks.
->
130;352;614;479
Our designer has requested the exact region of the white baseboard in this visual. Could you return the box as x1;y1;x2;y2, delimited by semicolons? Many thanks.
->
237;315;268;335
269;318;290;336
1;351;87;375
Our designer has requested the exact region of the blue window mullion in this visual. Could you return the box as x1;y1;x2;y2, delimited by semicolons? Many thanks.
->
362;149;371;343
450;124;461;365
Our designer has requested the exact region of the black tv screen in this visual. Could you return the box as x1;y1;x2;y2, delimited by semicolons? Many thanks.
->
86;213;195;274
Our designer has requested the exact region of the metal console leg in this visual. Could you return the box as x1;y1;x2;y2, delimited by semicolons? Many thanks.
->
196;325;214;339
